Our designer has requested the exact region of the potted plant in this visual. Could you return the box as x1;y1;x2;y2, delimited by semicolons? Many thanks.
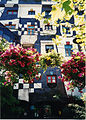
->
59;52;85;93
39;50;63;71
0;44;41;85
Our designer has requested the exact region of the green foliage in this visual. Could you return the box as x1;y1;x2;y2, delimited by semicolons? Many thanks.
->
1;86;24;118
39;50;63;71
0;38;9;53
62;0;74;15
43;19;49;24
61;95;85;119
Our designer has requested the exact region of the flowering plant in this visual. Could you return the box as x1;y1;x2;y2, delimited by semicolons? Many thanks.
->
59;52;85;93
39;50;63;71
0;44;41;84
81;93;86;103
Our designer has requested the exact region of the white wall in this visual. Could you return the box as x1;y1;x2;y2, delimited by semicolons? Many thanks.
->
0;7;5;17
58;37;79;61
21;35;37;45
40;40;57;54
6;0;19;4
18;4;42;18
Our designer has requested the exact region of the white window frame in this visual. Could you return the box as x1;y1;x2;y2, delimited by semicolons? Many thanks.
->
60;24;73;37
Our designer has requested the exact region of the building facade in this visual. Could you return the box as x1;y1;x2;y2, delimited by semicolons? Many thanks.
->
0;0;84;118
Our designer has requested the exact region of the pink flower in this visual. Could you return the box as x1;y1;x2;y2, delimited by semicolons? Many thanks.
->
5;76;9;80
58;76;61;79
5;71;9;75
8;79;11;82
4;82;7;85
78;73;83;77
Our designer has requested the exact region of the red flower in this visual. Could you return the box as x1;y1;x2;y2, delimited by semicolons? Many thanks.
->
72;69;78;73
27;62;32;66
20;63;25;67
27;70;32;75
9;62;12;66
78;73;83;77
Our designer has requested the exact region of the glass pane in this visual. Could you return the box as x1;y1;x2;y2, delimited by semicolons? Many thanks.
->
65;45;72;48
32;11;35;15
28;11;31;15
13;12;17;14
28;26;34;29
52;76;55;80
6;26;10;28
8;12;12;14
48;77;51;80
32;30;34;34
11;25;15;29
48;79;51;83
28;30;30;35
52;79;56;83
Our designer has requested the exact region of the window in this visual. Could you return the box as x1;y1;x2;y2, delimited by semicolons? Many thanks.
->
27;25;35;35
7;10;17;15
45;25;53;30
28;11;35;15
45;45;54;53
5;24;16;29
45;10;51;18
65;44;72;57
47;75;56;83
62;25;71;34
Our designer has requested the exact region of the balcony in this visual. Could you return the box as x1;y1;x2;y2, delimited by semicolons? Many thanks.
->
21;35;37;46
42;0;57;5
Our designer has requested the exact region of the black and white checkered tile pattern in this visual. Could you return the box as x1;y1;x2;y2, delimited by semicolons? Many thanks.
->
18;22;43;35
13;78;42;102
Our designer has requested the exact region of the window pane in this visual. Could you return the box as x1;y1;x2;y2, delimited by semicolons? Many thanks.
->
28;30;30;35
6;25;10;28
48;79;51;83
11;25;15;29
65;45;72;57
52;76;55;80
28;26;34;29
8;11;12;14
13;12;17;14
52;79;56;83
45;45;54;53
32;29;34;34
48;77;51;80
28;11;35;15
